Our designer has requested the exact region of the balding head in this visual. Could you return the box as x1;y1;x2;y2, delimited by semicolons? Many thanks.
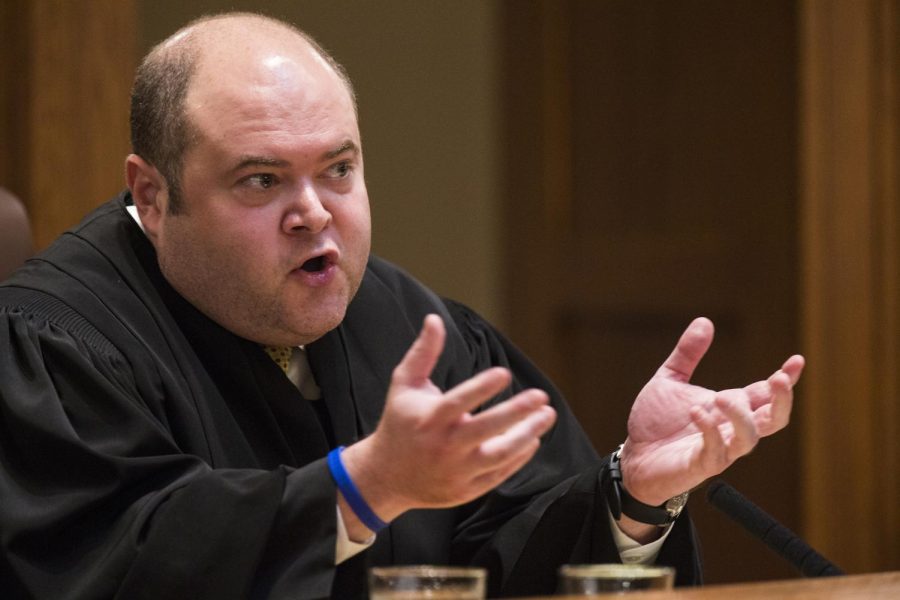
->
129;13;355;213
124;11;370;347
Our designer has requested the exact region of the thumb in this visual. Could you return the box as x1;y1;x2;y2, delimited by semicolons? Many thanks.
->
392;314;446;387
656;317;714;382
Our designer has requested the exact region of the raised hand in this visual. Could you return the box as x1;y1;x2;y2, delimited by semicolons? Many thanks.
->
620;317;804;507
341;314;557;531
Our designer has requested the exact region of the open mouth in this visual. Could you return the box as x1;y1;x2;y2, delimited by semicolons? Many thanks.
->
300;255;327;272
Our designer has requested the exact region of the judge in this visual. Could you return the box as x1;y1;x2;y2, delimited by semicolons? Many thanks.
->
0;13;804;599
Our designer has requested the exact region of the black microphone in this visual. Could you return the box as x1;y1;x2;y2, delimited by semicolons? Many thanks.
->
706;479;845;577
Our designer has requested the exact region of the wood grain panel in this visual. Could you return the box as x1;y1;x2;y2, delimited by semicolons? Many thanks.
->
3;1;136;250
799;0;900;574
502;0;801;583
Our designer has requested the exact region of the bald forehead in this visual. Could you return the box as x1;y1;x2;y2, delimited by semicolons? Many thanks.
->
183;17;329;79
168;14;309;52
157;14;353;107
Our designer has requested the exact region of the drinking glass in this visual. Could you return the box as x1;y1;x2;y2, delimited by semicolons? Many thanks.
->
369;565;487;600
557;564;674;595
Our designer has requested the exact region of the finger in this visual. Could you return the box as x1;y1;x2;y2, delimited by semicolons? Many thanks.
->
781;354;805;385
432;367;513;422
392;314;446;387
476;405;556;467
747;356;804;412
690;404;728;474
759;371;793;436
469;437;541;492
452;389;550;447
715;393;758;461
657;317;715;382
744;381;772;412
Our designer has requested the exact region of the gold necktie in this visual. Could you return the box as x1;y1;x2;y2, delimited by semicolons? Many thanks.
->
263;345;294;374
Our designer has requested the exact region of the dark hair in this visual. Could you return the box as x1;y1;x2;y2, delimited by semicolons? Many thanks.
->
129;13;356;214
130;42;195;213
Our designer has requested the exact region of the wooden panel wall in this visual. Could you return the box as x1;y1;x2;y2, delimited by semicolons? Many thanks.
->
0;1;135;250
503;0;900;582
799;0;900;574
502;0;801;583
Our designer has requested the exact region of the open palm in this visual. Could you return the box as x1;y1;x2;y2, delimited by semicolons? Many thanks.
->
620;317;804;506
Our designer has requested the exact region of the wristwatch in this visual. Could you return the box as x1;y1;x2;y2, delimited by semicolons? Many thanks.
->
604;445;689;527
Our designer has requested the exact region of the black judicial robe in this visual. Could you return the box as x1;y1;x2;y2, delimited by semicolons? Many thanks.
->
0;194;700;599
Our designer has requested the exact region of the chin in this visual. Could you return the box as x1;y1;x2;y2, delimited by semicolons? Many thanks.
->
285;305;348;345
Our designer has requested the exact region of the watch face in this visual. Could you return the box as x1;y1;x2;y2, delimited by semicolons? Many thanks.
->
665;492;689;517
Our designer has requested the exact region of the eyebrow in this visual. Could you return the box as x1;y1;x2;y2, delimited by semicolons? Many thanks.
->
323;140;359;160
229;141;359;174
230;156;290;174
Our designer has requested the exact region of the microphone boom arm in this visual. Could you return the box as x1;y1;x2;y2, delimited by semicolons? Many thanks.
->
706;479;845;578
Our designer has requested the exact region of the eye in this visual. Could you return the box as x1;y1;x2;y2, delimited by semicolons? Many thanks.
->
326;161;353;179
244;173;278;189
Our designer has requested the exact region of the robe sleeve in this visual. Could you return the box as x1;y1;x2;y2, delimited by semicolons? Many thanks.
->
0;304;340;599
440;299;702;597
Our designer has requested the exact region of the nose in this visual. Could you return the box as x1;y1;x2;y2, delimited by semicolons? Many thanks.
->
282;182;332;234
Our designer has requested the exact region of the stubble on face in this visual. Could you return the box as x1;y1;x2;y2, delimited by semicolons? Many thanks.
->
159;216;349;344
152;18;371;346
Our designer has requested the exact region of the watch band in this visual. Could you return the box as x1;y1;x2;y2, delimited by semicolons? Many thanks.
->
603;445;688;527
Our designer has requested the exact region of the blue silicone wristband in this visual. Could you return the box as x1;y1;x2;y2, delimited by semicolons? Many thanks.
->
327;446;388;533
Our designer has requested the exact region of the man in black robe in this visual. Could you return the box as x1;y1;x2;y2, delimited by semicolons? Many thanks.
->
0;13;804;599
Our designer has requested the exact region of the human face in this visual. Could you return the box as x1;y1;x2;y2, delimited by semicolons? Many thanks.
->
151;42;371;346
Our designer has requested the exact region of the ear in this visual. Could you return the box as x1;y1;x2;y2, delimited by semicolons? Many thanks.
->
125;154;169;244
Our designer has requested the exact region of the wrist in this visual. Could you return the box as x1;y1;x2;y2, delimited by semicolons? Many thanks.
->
603;445;689;527
328;446;389;533
338;440;409;525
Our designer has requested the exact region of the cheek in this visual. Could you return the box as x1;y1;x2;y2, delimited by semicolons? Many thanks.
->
211;225;281;281
337;200;371;249
342;212;371;271
162;214;277;284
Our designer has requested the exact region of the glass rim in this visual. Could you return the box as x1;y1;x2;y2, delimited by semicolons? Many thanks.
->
558;564;675;579
369;565;487;578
